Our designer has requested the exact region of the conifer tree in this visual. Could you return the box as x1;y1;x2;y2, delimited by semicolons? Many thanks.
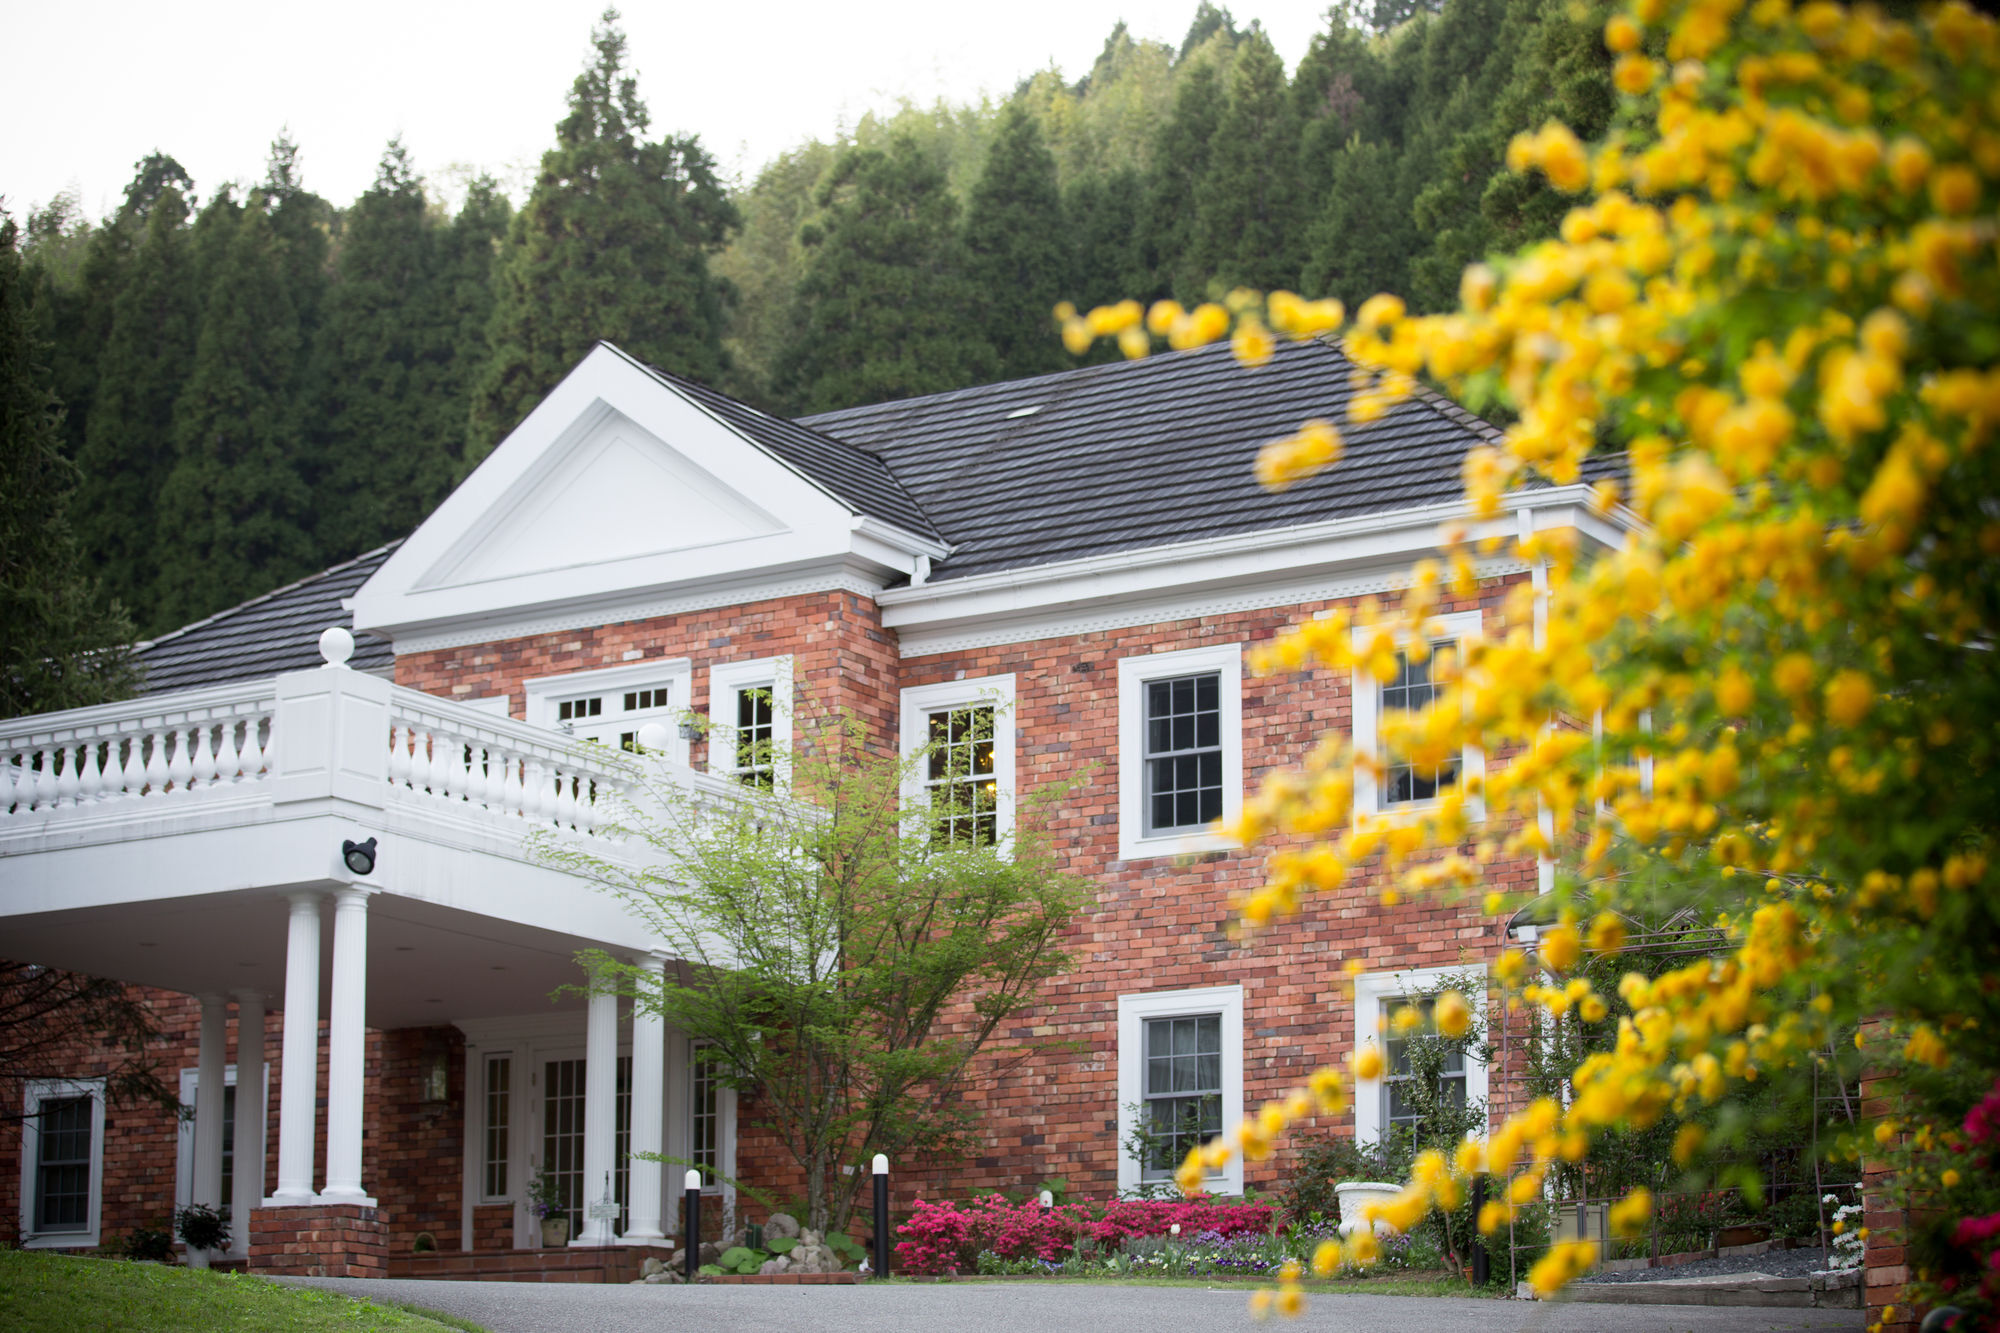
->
1063;167;1146;314
777;137;999;414
307;142;503;559
1135;60;1227;299
963;105;1070;380
153;202;316;631
71;181;199;614
1189;31;1305;292
469;8;738;453
0;215;138;715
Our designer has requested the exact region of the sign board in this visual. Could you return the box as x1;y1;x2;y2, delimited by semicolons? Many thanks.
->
588;1201;621;1220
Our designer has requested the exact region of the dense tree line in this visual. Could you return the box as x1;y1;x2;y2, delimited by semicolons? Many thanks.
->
8;0;1611;642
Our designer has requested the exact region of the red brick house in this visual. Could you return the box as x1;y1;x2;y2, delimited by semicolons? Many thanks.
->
0;339;1629;1277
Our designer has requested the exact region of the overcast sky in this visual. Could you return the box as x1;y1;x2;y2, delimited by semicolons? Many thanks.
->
5;1;1325;221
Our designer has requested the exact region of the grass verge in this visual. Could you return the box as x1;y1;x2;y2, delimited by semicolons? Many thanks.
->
0;1251;486;1332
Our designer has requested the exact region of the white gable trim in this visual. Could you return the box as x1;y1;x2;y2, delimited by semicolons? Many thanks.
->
353;344;934;646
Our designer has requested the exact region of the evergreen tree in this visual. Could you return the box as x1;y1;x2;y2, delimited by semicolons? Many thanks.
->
71;181;199;613
777;137;999;413
963;105;1070;380
1189;31;1305;292
153;202;316;631
306;141;460;560
0;215;139;715
1063;166;1146;314
1136;59;1228;299
713;141;837;405
432;176;511;474
1177;2;1244;62
1300;140;1412;303
469;8;738;454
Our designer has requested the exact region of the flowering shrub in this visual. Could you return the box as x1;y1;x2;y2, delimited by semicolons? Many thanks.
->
1827;1197;1865;1273
892;1194;1275;1275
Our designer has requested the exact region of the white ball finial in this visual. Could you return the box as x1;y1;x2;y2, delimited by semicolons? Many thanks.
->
318;626;355;668
637;722;672;754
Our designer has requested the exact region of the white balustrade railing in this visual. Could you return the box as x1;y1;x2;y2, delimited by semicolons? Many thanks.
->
386;687;632;838
1;681;278;817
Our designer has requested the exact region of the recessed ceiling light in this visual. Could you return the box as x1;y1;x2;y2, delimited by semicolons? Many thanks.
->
490;965;507;972
426;997;442;1004
395;946;414;952
237;961;256;968
138;942;157;948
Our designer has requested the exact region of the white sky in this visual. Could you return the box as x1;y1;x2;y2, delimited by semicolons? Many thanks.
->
5;1;1326;221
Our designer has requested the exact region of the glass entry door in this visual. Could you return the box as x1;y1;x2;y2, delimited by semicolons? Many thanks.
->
538;1055;634;1242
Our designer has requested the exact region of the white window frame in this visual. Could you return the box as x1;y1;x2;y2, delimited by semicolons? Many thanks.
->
523;658;694;764
684;1039;738;1199
476;1050;516;1206
1352;964;1490;1151
1116;984;1244;1197
900;674;1018;846
1349;610;1485;820
708;655;795;789
18;1077;106;1249
1116;644;1243;861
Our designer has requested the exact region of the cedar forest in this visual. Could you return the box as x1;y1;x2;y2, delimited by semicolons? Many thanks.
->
5;0;1614;660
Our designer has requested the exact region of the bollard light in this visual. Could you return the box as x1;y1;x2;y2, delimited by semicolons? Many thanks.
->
1041;1190;1055;1210
872;1154;891;1280
684;1169;703;1282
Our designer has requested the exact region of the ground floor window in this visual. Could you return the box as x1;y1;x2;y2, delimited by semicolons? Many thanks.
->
1115;985;1243;1196
483;1054;511;1201
19;1078;105;1247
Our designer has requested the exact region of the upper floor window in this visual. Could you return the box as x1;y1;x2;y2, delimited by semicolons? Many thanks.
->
525;659;694;766
1116;644;1242;861
900;675;1016;847
709;657;794;790
1348;610;1484;819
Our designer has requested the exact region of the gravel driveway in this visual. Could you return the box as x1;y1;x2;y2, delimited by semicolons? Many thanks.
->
286;1277;1865;1333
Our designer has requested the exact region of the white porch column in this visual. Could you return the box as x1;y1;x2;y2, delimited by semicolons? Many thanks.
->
575;976;620;1246
320;886;375;1205
271;893;322;1205
190;993;228;1268
231;990;265;1254
620;953;669;1244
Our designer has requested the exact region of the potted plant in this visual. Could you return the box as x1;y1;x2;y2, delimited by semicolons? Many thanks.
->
525;1169;569;1248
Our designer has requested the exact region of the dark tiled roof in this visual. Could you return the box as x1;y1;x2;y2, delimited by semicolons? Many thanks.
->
135;543;399;695
800;339;1500;582
614;346;943;543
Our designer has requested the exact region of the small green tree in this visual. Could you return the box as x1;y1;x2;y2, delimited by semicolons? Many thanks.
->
534;706;1084;1234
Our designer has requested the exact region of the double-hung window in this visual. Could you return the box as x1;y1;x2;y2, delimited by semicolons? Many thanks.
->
482;1054;512;1200
18;1078;105;1247
709;657;794;790
1381;996;1467;1135
1349;610;1484;819
1116;985;1243;1196
1116;644;1243;860
900;675;1016;847
1351;966;1488;1151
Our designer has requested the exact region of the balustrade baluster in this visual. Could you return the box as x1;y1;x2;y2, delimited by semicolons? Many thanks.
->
388;725;411;789
0;755;15;813
52;744;80;808
214;717;240;784
485;746;508;812
523;760;548;821
144;729;170;795
77;740;103;803
501;751;524;818
243;715;267;779
167;727;194;791
121;734;145;796
36;750;60;810
191;723;217;788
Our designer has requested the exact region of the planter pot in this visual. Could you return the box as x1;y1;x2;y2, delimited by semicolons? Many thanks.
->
541;1217;571;1248
1335;1181;1405;1237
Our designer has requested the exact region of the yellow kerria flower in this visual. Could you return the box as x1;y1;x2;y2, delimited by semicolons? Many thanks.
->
1352;1044;1385;1080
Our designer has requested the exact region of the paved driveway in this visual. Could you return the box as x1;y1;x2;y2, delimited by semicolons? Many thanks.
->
288;1277;1866;1333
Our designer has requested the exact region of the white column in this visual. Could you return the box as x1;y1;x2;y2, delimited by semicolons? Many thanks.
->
231;990;266;1256
271;893;322;1205
321;886;375;1205
575;976;620;1246
620;954;669;1244
190;993;228;1268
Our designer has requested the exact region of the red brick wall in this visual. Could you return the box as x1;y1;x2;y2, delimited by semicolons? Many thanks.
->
393;589;903;751
249;1203;385;1277
373;1027;467;1252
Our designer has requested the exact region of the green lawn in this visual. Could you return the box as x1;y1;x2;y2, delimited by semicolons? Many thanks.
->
0;1252;484;1333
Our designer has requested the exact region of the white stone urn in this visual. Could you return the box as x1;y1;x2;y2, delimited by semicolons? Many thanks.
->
1334;1181;1404;1237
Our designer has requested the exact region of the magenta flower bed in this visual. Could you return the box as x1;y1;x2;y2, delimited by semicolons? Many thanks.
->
893;1193;1275;1276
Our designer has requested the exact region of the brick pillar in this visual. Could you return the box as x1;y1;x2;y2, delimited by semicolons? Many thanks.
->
249;1204;386;1278
1858;1034;1917;1333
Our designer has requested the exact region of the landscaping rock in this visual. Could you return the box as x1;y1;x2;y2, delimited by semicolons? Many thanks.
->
698;1241;722;1266
764;1213;802;1241
641;1257;663;1277
759;1256;790;1275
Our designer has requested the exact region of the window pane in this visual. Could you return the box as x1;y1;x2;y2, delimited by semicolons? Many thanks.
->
34;1095;92;1232
1143;672;1224;833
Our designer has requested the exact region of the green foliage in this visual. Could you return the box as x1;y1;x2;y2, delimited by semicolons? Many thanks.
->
116;1223;176;1263
0;215;139;715
778;137;999;412
173;1202;229;1252
1137;61;1228;300
534;699;1086;1234
468;8;738;454
1276;1135;1400;1224
1190;32;1304;292
963;106;1070;380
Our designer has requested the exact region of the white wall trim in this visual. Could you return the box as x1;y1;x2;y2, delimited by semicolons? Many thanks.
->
1350;609;1486;821
18;1076;106;1249
899;673;1018;845
1116;985;1244;1197
175;1062;267;1259
1352;964;1491;1150
1116;644;1243;862
708;655;796;789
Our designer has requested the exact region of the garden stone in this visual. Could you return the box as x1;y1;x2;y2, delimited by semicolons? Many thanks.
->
764;1213;801;1241
641;1257;662;1276
758;1256;790;1275
698;1241;722;1265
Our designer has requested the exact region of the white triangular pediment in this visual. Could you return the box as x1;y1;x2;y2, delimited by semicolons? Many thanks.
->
417;409;786;590
350;343;938;645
